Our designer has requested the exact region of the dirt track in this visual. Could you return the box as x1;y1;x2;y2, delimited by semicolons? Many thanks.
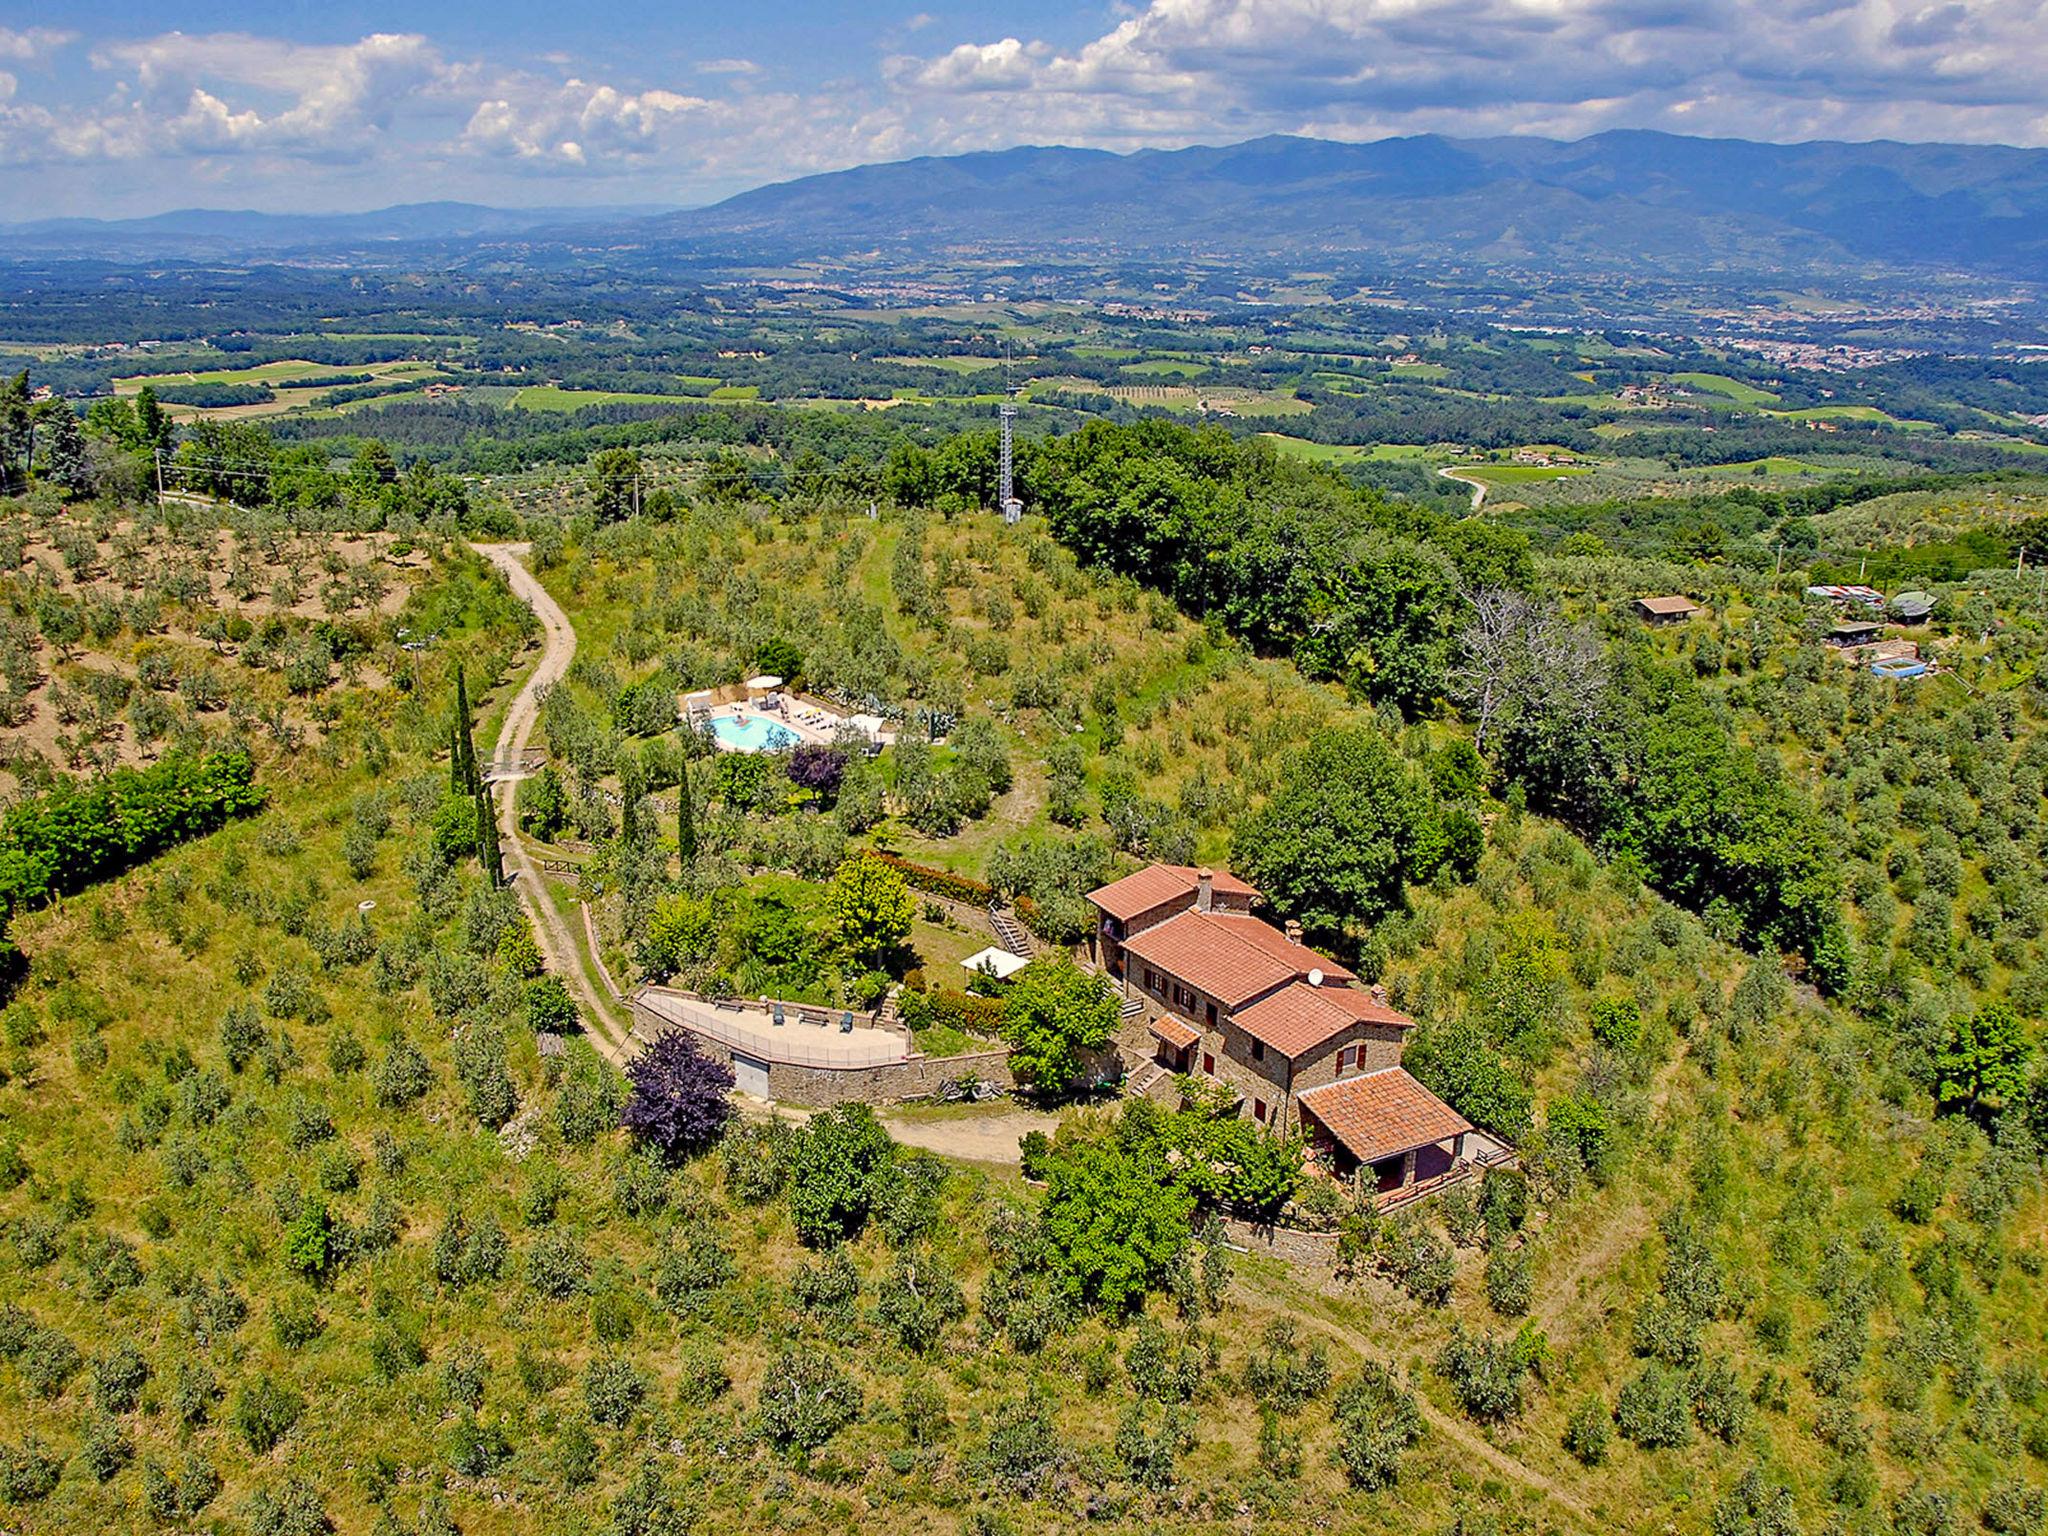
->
472;542;629;1062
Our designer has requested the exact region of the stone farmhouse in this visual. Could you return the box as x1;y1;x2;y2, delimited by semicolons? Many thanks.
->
1086;863;1513;1199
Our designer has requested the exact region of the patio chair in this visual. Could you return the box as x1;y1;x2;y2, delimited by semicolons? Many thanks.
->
772;1002;786;1027
840;1011;855;1033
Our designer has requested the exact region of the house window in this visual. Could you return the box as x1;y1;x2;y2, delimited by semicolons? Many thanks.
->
1201;1052;1214;1075
1253;1099;1267;1123
1251;1039;1265;1063
1206;1002;1217;1027
1338;1044;1354;1074
1144;969;1158;994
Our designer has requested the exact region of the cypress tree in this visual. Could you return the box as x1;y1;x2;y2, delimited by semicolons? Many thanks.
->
450;665;478;796
677;754;697;864
475;784;503;887
619;757;643;848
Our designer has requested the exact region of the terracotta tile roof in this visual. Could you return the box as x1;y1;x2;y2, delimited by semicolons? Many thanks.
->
1149;1014;1201;1050
1298;1069;1472;1165
1206;912;1355;984
1635;595;1699;616
1087;863;1260;922
1119;909;1296;1008
1232;981;1414;1057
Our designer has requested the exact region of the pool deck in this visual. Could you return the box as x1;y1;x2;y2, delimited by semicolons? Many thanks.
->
698;700;836;752
634;986;910;1067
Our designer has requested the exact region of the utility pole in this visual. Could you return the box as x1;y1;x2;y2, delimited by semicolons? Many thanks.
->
154;449;166;511
998;338;1022;526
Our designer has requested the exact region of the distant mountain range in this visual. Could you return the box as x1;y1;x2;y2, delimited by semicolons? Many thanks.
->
654;132;2048;284
0;201;674;261
6;132;2048;287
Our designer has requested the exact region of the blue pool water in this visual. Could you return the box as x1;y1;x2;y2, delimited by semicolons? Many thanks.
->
711;714;798;752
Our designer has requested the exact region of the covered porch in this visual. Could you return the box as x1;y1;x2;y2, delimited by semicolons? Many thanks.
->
1296;1067;1514;1206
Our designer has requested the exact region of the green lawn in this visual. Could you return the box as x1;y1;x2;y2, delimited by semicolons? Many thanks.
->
1767;405;1939;432
881;356;1005;374
1121;359;1209;378
1388;361;1449;380
1668;371;1781;407
510;386;710;411
1465;463;1594;486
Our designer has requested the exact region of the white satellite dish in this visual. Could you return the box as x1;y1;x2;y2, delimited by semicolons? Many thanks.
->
1307;968;1323;988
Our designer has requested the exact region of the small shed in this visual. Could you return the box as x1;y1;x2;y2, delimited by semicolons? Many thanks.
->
1890;591;1936;624
959;947;1030;982
1825;621;1883;648
1634;595;1701;625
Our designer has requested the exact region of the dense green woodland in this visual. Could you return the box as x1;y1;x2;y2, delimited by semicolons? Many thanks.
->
0;400;2046;1535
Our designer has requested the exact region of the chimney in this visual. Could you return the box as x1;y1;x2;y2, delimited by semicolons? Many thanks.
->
1284;919;1302;947
1195;868;1213;913
1371;983;1390;1006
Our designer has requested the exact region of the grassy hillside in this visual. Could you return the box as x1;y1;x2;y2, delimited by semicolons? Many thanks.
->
3;428;2048;1534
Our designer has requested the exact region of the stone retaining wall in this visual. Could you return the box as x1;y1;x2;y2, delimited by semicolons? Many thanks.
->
1216;1213;1341;1268
628;994;1013;1107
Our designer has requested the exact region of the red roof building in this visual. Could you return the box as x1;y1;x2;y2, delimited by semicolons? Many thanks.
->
1085;863;1505;1197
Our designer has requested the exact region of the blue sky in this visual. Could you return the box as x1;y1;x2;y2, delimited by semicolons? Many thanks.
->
4;0;2046;218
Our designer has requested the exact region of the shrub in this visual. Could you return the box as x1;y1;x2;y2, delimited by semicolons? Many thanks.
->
91;1342;150;1412
583;1355;646;1428
0;1435;61;1504
1124;1314;1204;1403
1713;1466;1800;1536
720;1118;793;1203
791;1246;862;1318
443;1345;488;1411
446;1414;511;1477
758;1348;862;1455
231;1373;304;1453
242;1481;333;1536
652;1230;735;1317
1242;1319;1331;1411
1691;1355;1748;1443
1485;1245;1534;1317
1590;996;1642;1052
977;1397;1063;1497
525;975;577;1033
371;1036;432;1107
1614;1362;1694;1449
281;1196;332;1278
432;1208;507;1288
1564;1394;1610;1465
526;1230;590;1299
18;1326;80;1398
1437;1323;1546;1422
75;1414;133;1482
872;1249;967;1354
1983;1479;2048;1535
1891;1484;1956;1536
1331;1363;1423;1490
677;1346;731;1409
1115;1399;1191;1491
902;1375;950;1446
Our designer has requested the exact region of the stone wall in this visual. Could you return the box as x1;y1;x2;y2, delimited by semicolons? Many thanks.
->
1216;1213;1341;1269
628;994;1012;1107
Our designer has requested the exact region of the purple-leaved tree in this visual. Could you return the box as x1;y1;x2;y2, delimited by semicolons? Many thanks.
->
788;742;847;799
621;1031;737;1161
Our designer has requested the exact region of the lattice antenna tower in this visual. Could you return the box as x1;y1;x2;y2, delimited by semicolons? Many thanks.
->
999;337;1022;525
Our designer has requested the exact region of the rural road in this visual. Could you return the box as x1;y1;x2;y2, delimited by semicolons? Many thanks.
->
472;542;629;1062
1438;465;1487;510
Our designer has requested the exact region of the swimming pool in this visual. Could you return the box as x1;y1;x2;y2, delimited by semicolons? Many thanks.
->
710;713;799;752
